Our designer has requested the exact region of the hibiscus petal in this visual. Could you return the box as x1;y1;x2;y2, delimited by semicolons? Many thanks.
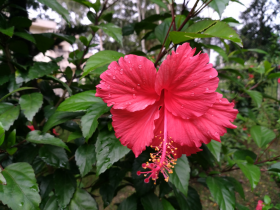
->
155;43;219;119
96;55;159;112
152;93;237;156
111;100;162;157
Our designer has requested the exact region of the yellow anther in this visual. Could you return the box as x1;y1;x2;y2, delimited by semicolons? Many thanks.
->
149;159;151;161
159;137;161;139
169;137;172;139
175;148;177;150
165;177;169;182
144;174;147;177
154;182;156;185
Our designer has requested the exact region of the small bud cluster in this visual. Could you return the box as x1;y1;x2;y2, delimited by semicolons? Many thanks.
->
137;135;177;184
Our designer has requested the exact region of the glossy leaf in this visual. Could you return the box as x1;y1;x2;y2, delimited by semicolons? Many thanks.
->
206;176;235;210
0;87;36;102
96;131;130;175
43;195;59;210
14;31;36;43
0;123;4;146
75;144;96;176
169;155;190;197
236;160;260;189
206;140;221;162
0;26;14;37
233;149;257;161
81;103;110;140
236;203;250;210
122;24;135;36
268;162;280;173
141;193;163;210
0;103;20;130
97;23;122;46
250;125;275;148
162;198;175;210
39;145;68;168
54;170;76;209
37;0;70;22
203;44;228;61
209;0;230;17
185;20;217;33
0;163;41;210
82;50;124;78
222;177;245;200
155;21;170;44
117;193;137;210
26;130;69;151
245;90;263;108
26;62;59;83
68;188;98;210
267;72;280;79
19;93;43;121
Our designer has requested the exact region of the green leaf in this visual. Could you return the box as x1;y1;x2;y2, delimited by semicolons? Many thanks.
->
14;31;36;43
250;125;275;148
97;23;122;46
43;195;59;210
173;185;202;210
0;172;6;185
54;170;76;209
0;103;20;130
82;50;124;78
150;0;168;10
117;194;137;210
9;17;32;28
222;177;245;200
96;131;130;175
26;62;59;82
26;130;70;151
6;129;16;148
0;87;36;102
53;33;75;44
209;0;230;17
170;21;242;47
267;72;280;79
122;24;135;36
81;103;110;140
206;176;235;210
155;21;170;44
87;11;96;23
268;162;280;173
75;144;96;176
162;198;175;210
57;90;103;112
233;149;257;161
19;93;43;121
236;203;250;210
37;0;70;23
68;131;83;142
39;145;68;168
206;140;221;162
169;155;190;197
33;34;54;53
203;44;228;61
264;195;271;204
68;188;98;210
45;75;72;96
236;160;260;189
43;111;84;133
0;26;14;37
244;90;263;108
0;123;5;146
0;163;41;210
185;20;217;33
141;193;164;210
222;17;240;24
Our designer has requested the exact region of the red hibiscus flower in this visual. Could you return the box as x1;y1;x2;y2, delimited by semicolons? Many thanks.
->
256;200;264;210
27;125;35;131
96;43;238;183
249;74;254;79
278;78;280;84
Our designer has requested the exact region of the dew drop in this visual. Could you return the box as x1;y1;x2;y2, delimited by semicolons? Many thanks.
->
194;83;197;86
209;75;213;78
109;93;111;98
138;65;142;68
132;94;136;99
187;117;189;119
137;84;141;89
108;66;111;69
112;102;115;105
113;75;116;79
107;85;110;89
132;88;135;91
129;102;131;104
181;105;184;109
124;80;127;84
190;92;194;96
205;88;209;92
120;69;123;74
128;60;131;63
129;68;132;71
229;35;233;37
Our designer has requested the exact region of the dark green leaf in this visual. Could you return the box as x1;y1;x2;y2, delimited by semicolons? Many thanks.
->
236;160;260;189
39;175;54;199
97;23;122;46
169;155;190;197
236;203;250;210
0;26;14;37
155;21;170;44
68;188;98;210
43;111;84;132
206;176;235;210
233;150;257;161
82;50;124;78
0;103;20;130
9;17;32;28
81;103;110;140
14;31;36;43
268;162;280;173
203;44;228;61
19;93;43;121
87;11;96;23
27;62;59;82
117;193;137;210
0;123;5;146
79;36;89;46
250;125;275;148
43;195;59;210
141;193;163;210
96;131;130;175
267;72;280;79
26;130;69;151
6;129;16;148
54;170;76;209
53;33;75;44
37;0;70;22
162;198;175;210
209;0;230;17
68;131;83;142
0;171;6;185
206;140;221;162
150;0;168;10
0;163;40;210
222;17;240;24
222;177;245;200
100;184;114;208
229;57;245;65
33;34;54;53
245;90;263;108
185;20;217;33
122;24;135;36
39;145;68;168
45;75;72;96
75;144;96;176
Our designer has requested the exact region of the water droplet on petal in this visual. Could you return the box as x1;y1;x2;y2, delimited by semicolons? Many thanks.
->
194;83;197;86
124;80;127;84
205;88;209;92
190;92;194;96
128;60;131;63
139;65;142;68
109;94;111;98
132;94;136;99
112;102;115;105
181;105;184;109
113;75;116;79
107;85;110;89
129;102;131;104
132;88;135;91
209;75;213;78
129;68;132;71
120;69;123;74
187;117;189;119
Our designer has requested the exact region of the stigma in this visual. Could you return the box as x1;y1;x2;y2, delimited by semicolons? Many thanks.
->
137;135;177;185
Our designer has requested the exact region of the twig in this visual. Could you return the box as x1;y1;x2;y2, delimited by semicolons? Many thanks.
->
12;140;27;148
255;138;277;164
171;0;176;31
